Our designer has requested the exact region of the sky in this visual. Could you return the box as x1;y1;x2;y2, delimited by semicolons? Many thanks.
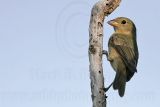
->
0;0;160;107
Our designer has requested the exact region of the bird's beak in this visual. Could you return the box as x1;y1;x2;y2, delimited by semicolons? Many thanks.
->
107;19;119;27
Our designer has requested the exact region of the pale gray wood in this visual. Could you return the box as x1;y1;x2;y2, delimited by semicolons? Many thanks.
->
88;0;121;107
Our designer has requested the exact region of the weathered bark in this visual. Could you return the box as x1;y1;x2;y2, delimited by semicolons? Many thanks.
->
88;0;121;107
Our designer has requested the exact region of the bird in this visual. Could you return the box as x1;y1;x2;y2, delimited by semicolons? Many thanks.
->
103;17;139;97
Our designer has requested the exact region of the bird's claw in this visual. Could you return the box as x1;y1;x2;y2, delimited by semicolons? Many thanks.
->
103;50;111;61
103;82;113;92
103;87;109;92
102;50;108;55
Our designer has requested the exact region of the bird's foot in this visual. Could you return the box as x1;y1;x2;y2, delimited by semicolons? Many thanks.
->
102;50;112;61
103;87;110;92
102;50;108;56
103;82;113;92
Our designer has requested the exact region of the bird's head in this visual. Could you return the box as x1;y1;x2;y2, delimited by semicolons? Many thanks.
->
108;17;136;34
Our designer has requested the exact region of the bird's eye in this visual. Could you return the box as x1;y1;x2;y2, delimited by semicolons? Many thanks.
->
121;20;126;24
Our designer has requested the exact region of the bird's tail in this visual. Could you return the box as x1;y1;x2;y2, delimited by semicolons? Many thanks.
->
113;71;126;97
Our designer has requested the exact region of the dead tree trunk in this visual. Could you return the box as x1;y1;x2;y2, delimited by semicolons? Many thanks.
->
88;0;121;107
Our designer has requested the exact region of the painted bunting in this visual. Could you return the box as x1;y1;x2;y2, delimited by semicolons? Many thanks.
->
103;17;139;97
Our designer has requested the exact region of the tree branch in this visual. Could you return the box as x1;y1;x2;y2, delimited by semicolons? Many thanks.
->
88;0;121;107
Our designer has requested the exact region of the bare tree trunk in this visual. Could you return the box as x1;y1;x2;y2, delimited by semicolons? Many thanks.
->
88;0;121;107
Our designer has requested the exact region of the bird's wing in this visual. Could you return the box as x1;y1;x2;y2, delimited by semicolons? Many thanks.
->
109;34;138;73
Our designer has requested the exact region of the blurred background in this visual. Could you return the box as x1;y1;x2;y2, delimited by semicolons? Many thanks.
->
0;0;160;107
